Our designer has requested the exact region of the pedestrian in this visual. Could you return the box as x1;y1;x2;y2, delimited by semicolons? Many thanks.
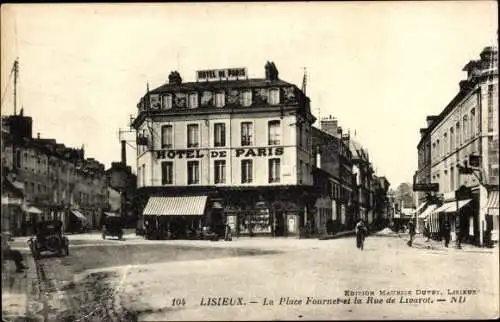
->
423;222;430;242
355;219;367;250
407;221;416;247
442;220;451;248
224;223;232;241
1;232;28;273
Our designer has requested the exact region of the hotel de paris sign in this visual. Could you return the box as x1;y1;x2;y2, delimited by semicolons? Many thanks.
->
196;68;247;82
155;147;284;160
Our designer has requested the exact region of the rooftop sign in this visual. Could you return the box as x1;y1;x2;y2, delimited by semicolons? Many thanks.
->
196;68;247;82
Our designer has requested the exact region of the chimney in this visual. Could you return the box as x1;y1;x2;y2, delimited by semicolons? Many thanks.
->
121;140;127;165
320;116;338;137
426;116;439;128
420;128;427;139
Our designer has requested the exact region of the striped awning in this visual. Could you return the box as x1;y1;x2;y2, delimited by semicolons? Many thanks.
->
486;191;499;209
418;205;437;219
143;196;208;216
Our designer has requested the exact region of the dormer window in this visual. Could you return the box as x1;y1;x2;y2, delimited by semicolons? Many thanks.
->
215;91;225;107
162;94;172;109
242;90;252;106
269;88;280;105
188;93;198;108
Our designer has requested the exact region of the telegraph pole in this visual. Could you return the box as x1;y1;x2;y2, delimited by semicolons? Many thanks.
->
13;59;19;115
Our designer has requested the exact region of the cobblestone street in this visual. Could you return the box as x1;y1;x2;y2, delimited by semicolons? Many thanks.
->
2;233;498;321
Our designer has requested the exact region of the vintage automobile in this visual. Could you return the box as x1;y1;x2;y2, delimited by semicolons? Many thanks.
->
102;213;124;240
28;220;69;259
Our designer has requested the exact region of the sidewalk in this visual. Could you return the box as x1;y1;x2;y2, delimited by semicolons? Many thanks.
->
402;233;498;253
1;250;42;321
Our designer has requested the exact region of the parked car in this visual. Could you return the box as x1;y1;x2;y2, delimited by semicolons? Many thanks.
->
28;220;69;259
102;213;123;240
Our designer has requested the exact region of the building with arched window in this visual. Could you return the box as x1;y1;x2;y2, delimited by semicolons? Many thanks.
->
415;46;499;246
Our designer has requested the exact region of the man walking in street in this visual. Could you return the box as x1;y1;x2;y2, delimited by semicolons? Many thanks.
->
1;232;28;273
355;219;367;250
407;221;416;247
442;220;451;248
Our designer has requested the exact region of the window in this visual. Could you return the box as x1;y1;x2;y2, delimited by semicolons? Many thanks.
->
443;132;448;154
188;93;198;108
241;122;253;146
242;90;252;106
488;84;495;131
298;124;303;147
268;158;281;183
462;115;468;141
450;127;454;151
450;167;455;191
162;94;172;109
241;160;253;183
161;125;173;148
161;161;173;185
299;160;303;184
214;123;226;147
470;109;475;137
436;139;440;157
15;150;21;168
456;122;460;147
269;88;280;105
187;124;199;148
268;120;281;145
215;91;225;107
214;160;226;184
187;161;200;184
142;164;146;186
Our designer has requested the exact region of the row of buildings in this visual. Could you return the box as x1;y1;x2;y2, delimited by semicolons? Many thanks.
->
414;46;499;246
132;62;391;237
1;111;137;235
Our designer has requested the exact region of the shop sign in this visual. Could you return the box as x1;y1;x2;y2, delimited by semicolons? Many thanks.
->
196;68;247;82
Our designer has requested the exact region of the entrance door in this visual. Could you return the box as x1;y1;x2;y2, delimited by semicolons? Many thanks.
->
274;212;285;236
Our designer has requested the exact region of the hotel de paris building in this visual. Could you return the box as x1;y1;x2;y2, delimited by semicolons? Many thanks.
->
132;63;318;237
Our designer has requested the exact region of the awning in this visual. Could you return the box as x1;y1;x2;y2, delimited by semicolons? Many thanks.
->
22;204;43;214
415;202;427;214
442;199;472;213
104;212;121;218
71;210;87;221
434;203;452;213
435;199;472;213
486;191;499;209
143;196;208;216
418;205;437;219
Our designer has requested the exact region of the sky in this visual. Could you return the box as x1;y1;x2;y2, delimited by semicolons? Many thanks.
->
1;2;497;187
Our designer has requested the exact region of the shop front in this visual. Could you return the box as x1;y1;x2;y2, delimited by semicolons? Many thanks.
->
432;186;478;245
485;189;499;245
137;185;318;239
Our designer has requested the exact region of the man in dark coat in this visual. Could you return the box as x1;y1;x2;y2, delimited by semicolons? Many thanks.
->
442;220;451;247
355;219;367;250
407;221;416;247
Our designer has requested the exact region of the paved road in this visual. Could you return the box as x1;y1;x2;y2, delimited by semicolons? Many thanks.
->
2;233;499;321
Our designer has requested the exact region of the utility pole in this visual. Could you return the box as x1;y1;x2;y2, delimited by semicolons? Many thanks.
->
13;59;19;115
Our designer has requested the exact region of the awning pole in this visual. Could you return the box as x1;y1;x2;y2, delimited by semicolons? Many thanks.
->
456;197;461;249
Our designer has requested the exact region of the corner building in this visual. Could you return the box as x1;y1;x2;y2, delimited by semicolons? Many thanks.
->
133;63;317;237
